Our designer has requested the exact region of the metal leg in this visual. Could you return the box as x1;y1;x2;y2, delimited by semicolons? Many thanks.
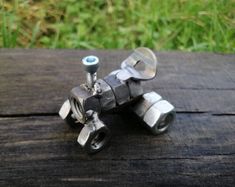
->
131;92;176;135
77;111;111;154
59;99;77;127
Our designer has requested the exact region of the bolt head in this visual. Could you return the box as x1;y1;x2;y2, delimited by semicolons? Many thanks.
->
82;55;99;74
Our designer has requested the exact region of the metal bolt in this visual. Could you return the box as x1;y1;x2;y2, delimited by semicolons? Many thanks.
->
82;55;99;89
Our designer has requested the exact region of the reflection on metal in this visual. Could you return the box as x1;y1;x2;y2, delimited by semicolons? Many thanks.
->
117;47;157;81
59;47;176;154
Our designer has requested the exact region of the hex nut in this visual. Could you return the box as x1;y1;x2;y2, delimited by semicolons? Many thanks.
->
132;91;162;118
104;74;130;105
70;86;101;123
77;112;111;154
143;100;176;135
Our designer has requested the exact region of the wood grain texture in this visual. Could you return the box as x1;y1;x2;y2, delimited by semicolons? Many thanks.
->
0;49;234;115
0;49;234;186
0;114;234;186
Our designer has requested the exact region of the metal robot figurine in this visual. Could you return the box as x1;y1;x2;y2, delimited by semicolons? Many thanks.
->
59;47;176;154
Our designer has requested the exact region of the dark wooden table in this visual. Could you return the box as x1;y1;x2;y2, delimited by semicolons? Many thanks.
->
0;49;234;187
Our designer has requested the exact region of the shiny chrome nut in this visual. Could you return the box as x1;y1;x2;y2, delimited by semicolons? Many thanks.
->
132;91;162;118
77;112;111;154
59;99;77;127
70;86;101;123
104;74;130;105
143;100;176;135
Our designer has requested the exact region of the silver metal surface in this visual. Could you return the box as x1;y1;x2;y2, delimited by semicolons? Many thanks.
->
77;111;111;154
132;91;162;118
127;80;143;98
116;47;158;81
132;92;175;134
109;69;121;76
59;99;77;127
104;74;130;105
86;72;97;88
59;99;71;120
96;79;116;111
59;47;176;154
70;86;101;123
82;55;99;88
143;100;175;134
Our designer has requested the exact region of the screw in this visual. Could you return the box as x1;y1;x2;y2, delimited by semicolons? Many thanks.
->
82;55;99;88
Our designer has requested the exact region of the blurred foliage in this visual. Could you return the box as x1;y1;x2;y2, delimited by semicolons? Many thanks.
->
0;0;235;52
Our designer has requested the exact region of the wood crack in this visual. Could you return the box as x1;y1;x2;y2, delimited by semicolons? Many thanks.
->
0;113;59;118
0;111;235;118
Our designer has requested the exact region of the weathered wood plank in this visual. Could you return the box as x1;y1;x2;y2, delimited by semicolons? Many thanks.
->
1;157;234;187
0;49;234;115
0;114;234;160
0;50;234;186
0;114;234;186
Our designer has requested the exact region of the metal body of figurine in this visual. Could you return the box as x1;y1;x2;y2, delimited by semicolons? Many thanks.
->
59;47;176;154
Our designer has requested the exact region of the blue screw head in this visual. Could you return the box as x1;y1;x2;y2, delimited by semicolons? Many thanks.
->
82;55;99;74
86;57;96;63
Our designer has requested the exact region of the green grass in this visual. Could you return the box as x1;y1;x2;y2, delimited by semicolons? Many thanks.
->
0;0;235;52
